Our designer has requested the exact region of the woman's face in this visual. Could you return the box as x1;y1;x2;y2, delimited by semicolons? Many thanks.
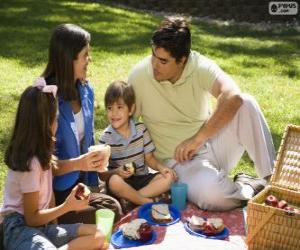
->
73;44;91;82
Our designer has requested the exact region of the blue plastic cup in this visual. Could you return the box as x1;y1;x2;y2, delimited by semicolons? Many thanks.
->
171;182;188;210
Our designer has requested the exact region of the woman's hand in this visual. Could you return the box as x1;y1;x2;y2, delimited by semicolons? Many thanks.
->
64;184;90;212
158;165;178;181
116;166;133;179
78;151;108;172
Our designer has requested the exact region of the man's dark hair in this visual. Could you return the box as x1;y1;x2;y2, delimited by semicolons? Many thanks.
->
104;80;135;111
151;16;191;63
43;24;90;101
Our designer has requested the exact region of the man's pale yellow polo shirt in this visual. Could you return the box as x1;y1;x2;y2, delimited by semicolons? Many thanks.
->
128;51;222;162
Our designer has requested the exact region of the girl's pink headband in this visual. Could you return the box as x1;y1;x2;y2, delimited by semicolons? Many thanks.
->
32;77;57;97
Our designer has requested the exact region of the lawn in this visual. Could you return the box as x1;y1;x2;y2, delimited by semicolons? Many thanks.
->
0;0;299;200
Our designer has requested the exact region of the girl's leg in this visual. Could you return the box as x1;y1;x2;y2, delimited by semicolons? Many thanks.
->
108;175;152;205
138;173;173;198
58;224;107;250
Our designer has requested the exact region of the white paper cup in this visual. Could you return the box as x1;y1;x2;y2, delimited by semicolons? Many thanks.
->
88;144;111;172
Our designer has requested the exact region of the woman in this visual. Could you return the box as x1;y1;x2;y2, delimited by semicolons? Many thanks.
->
42;23;122;223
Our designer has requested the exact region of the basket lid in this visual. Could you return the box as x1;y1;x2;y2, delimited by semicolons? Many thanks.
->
270;124;300;191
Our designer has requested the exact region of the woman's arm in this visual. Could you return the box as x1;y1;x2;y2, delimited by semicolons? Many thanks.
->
53;151;107;176
23;185;89;227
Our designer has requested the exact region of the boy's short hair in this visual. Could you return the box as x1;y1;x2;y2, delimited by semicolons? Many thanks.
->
104;80;135;110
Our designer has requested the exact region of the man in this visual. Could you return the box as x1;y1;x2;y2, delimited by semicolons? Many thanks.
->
128;16;275;211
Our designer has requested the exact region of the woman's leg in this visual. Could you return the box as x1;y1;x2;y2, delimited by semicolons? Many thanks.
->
108;175;152;205
138;173;173;198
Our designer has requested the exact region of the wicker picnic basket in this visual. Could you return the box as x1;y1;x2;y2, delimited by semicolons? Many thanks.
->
247;124;300;250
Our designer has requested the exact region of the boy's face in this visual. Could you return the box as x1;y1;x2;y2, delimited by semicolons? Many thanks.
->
106;98;134;132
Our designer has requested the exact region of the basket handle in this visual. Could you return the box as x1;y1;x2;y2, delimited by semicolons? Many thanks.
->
247;208;276;244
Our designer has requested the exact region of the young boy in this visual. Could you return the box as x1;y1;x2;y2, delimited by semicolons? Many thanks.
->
99;80;177;209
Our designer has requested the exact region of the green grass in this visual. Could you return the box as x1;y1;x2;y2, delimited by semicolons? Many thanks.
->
0;0;299;200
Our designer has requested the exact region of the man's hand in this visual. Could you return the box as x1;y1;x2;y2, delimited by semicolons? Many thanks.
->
174;136;203;163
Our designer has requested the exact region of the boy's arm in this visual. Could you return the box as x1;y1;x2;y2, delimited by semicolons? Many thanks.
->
145;152;177;180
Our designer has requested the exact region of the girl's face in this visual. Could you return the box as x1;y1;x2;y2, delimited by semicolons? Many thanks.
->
106;98;134;132
73;44;91;82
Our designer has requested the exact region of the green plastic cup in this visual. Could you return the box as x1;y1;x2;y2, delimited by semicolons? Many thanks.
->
95;209;115;242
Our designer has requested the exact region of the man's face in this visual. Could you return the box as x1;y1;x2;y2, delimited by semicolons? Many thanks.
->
151;47;186;83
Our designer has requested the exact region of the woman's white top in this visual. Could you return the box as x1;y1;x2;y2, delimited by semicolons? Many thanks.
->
74;108;85;142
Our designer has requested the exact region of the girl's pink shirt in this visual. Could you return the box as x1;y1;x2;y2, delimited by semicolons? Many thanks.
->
0;157;52;215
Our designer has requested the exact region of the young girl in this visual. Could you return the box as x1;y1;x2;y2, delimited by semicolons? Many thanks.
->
1;80;108;250
99;81;177;211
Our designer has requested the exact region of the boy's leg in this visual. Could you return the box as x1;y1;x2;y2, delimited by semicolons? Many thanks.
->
108;175;152;205
138;173;173;198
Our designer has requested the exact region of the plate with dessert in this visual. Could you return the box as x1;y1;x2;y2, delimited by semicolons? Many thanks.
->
111;219;157;249
137;202;180;226
184;215;229;240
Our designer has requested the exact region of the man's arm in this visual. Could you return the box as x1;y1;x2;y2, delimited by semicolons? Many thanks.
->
174;72;243;162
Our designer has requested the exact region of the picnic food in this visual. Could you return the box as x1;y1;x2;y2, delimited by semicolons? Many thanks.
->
265;195;278;207
123;162;135;174
151;204;173;223
121;218;153;241
264;195;300;213
188;216;225;235
188;215;206;231
75;183;90;200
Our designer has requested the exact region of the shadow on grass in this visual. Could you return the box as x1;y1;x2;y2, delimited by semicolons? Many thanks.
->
0;0;156;68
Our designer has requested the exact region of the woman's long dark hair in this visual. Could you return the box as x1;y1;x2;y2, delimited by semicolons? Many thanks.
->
43;23;90;101
5;86;57;171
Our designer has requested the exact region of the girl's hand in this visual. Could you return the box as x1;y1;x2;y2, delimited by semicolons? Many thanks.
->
116;166;133;179
78;151;108;172
64;184;90;211
158;165;178;181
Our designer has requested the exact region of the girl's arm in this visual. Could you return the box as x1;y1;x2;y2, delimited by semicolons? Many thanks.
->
23;185;89;227
145;152;177;180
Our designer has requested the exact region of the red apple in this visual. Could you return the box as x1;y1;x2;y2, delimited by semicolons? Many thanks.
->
202;221;217;236
277;200;288;209
138;223;152;241
284;206;294;212
75;183;90;200
265;195;278;207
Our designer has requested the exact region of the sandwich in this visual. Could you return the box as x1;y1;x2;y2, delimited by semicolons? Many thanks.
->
151;204;173;223
121;219;152;241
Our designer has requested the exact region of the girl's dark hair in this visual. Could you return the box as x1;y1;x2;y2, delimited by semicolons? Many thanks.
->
151;16;191;63
104;81;135;111
5;86;57;171
43;23;90;101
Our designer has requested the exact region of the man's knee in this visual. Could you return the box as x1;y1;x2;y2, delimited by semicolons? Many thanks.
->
240;93;259;112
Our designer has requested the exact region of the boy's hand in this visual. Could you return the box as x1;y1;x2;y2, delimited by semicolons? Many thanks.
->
116;166;133;179
64;184;90;211
158;165;178;181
